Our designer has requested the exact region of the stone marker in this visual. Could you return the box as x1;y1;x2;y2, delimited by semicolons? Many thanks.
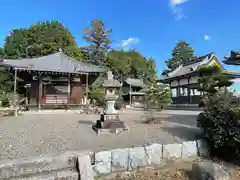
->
78;155;94;180
162;143;182;160
128;147;150;171
92;151;111;176
111;148;129;172
192;161;231;180
145;144;163;164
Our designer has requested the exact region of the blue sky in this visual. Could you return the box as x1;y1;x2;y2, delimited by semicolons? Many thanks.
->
0;0;240;75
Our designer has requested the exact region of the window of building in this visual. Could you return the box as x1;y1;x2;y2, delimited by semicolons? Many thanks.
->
172;88;177;97
194;89;200;95
183;88;187;96
190;89;194;96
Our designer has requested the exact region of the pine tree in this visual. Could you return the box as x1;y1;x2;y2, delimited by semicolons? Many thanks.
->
162;41;195;75
83;19;112;66
197;65;233;95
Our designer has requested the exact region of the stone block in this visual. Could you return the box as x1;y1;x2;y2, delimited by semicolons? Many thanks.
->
162;143;182;160
128;147;150;171
192;161;230;180
78;155;94;180
111;148;129;172
196;140;209;157
92;151;111;176
145;144;162;164
182;141;198;158
0;151;89;179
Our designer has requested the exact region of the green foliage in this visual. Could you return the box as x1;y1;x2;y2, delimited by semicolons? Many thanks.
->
4;21;82;59
197;65;233;95
0;70;13;94
0;47;5;57
197;88;240;161
83;19;112;66
144;57;156;85
0;96;10;107
162;41;195;75
142;83;172;109
107;50;132;81
114;96;123;110
88;85;105;107
107;50;156;84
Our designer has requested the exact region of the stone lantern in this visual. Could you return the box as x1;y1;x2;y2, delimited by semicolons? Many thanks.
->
93;71;129;134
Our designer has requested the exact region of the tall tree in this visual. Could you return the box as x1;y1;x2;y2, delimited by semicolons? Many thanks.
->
4;21;83;59
162;41;195;75
144;57;156;85
126;50;148;79
107;50;132;81
4;28;30;59
83;19;112;66
0;47;4;57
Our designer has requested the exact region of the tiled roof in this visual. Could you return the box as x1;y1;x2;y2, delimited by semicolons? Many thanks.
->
223;50;240;65
0;52;105;73
125;78;145;87
166;53;215;78
103;79;122;87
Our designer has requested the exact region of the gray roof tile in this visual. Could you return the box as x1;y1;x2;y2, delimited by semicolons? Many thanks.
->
103;79;122;87
0;52;105;73
167;53;214;78
125;78;145;87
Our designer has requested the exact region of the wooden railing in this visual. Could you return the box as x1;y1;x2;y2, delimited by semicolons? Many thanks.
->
44;95;68;104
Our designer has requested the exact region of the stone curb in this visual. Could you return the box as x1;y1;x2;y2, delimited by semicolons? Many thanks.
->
0;140;209;180
91;139;209;177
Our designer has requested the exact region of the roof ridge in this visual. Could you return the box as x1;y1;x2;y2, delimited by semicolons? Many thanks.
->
182;52;213;66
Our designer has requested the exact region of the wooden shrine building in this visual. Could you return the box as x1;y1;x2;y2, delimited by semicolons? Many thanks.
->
0;50;105;110
122;78;146;108
157;53;224;104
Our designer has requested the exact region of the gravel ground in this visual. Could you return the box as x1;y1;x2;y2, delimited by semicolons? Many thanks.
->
0;111;199;161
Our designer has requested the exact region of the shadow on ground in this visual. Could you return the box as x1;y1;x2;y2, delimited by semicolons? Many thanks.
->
78;120;94;125
138;114;198;127
160;126;201;141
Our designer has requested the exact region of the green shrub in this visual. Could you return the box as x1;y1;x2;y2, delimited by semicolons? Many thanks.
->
88;87;105;107
197;88;240;162
114;97;123;110
1;97;10;107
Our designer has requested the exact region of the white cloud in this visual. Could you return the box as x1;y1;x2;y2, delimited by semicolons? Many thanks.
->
170;0;189;6
169;0;189;20
204;35;211;40
121;37;139;47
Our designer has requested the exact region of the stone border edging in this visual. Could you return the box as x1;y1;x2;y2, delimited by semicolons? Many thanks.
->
91;139;209;177
0;140;208;180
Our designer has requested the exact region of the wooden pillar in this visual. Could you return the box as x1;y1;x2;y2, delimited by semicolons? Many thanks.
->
129;84;132;106
13;68;18;116
86;73;89;105
68;73;71;104
188;77;192;104
38;73;42;111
